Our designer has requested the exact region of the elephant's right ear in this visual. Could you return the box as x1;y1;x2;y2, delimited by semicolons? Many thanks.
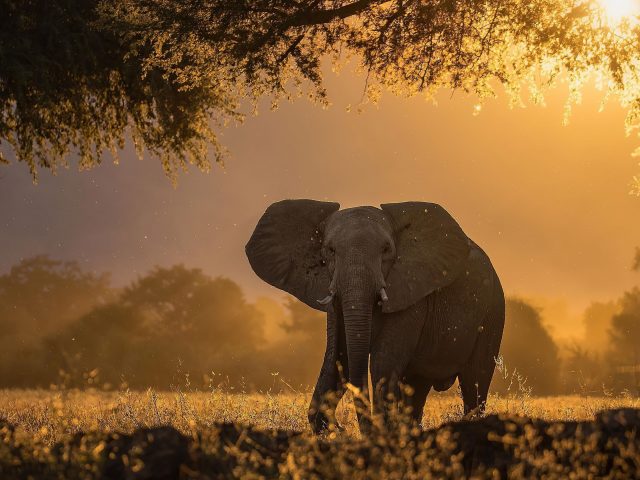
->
380;202;470;313
245;199;340;312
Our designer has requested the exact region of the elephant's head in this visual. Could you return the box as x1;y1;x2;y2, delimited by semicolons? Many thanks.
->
245;200;470;391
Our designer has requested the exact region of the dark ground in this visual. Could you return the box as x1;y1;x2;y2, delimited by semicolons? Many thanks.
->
1;408;638;479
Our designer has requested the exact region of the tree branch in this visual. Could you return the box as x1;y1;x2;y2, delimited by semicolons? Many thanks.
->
289;0;385;26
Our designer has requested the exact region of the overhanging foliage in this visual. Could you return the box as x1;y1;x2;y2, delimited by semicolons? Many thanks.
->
2;1;640;185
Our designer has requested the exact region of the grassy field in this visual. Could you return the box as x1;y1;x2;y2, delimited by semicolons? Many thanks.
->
1;389;639;478
2;389;639;441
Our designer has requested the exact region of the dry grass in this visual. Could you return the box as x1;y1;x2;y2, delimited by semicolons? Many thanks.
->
1;388;638;442
1;389;639;478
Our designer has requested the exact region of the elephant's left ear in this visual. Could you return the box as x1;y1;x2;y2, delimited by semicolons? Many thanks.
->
380;202;471;313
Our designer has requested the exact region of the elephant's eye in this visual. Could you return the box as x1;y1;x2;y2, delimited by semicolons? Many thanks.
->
383;244;391;254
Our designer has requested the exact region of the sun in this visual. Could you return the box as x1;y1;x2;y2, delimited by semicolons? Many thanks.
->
598;0;640;24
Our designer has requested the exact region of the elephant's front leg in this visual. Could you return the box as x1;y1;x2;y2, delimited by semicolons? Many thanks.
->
369;306;424;430
308;310;348;434
370;361;402;428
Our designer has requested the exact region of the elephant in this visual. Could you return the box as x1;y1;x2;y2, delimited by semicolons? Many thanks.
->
245;199;505;434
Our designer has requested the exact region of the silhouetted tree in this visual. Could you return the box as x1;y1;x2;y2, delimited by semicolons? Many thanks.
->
608;287;640;393
0;255;112;386
50;266;268;388
4;1;640;184
494;298;561;395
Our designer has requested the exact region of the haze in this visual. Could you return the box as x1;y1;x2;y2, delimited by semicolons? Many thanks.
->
1;70;638;340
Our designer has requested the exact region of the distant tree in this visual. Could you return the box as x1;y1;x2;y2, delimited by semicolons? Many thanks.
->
4;1;640;184
280;297;325;339
0;255;111;342
494;298;561;395
45;303;145;387
608;287;640;393
49;266;269;388
119;266;265;350
0;259;335;389
264;297;326;388
0;255;111;386
561;343;609;394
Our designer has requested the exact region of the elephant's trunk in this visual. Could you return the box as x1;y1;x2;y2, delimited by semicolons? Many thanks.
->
342;302;372;391
340;265;375;393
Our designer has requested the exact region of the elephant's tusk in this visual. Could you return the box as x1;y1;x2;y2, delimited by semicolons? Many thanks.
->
317;293;335;305
380;288;388;302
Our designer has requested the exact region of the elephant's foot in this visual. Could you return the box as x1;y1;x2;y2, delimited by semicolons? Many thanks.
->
309;407;347;434
309;410;331;434
462;405;484;420
309;417;347;435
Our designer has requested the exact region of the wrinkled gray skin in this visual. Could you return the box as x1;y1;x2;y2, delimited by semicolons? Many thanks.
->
246;200;504;434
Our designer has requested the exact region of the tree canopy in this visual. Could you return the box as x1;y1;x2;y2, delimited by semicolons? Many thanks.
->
3;0;640;184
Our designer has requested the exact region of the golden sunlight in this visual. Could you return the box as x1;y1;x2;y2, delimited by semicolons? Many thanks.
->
598;0;640;24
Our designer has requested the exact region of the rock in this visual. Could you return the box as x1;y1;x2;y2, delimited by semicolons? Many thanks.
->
101;427;190;480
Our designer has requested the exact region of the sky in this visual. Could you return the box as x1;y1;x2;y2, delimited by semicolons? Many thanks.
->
1;68;639;339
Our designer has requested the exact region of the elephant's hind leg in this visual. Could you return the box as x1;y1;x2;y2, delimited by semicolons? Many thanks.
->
458;283;505;415
402;375;431;426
